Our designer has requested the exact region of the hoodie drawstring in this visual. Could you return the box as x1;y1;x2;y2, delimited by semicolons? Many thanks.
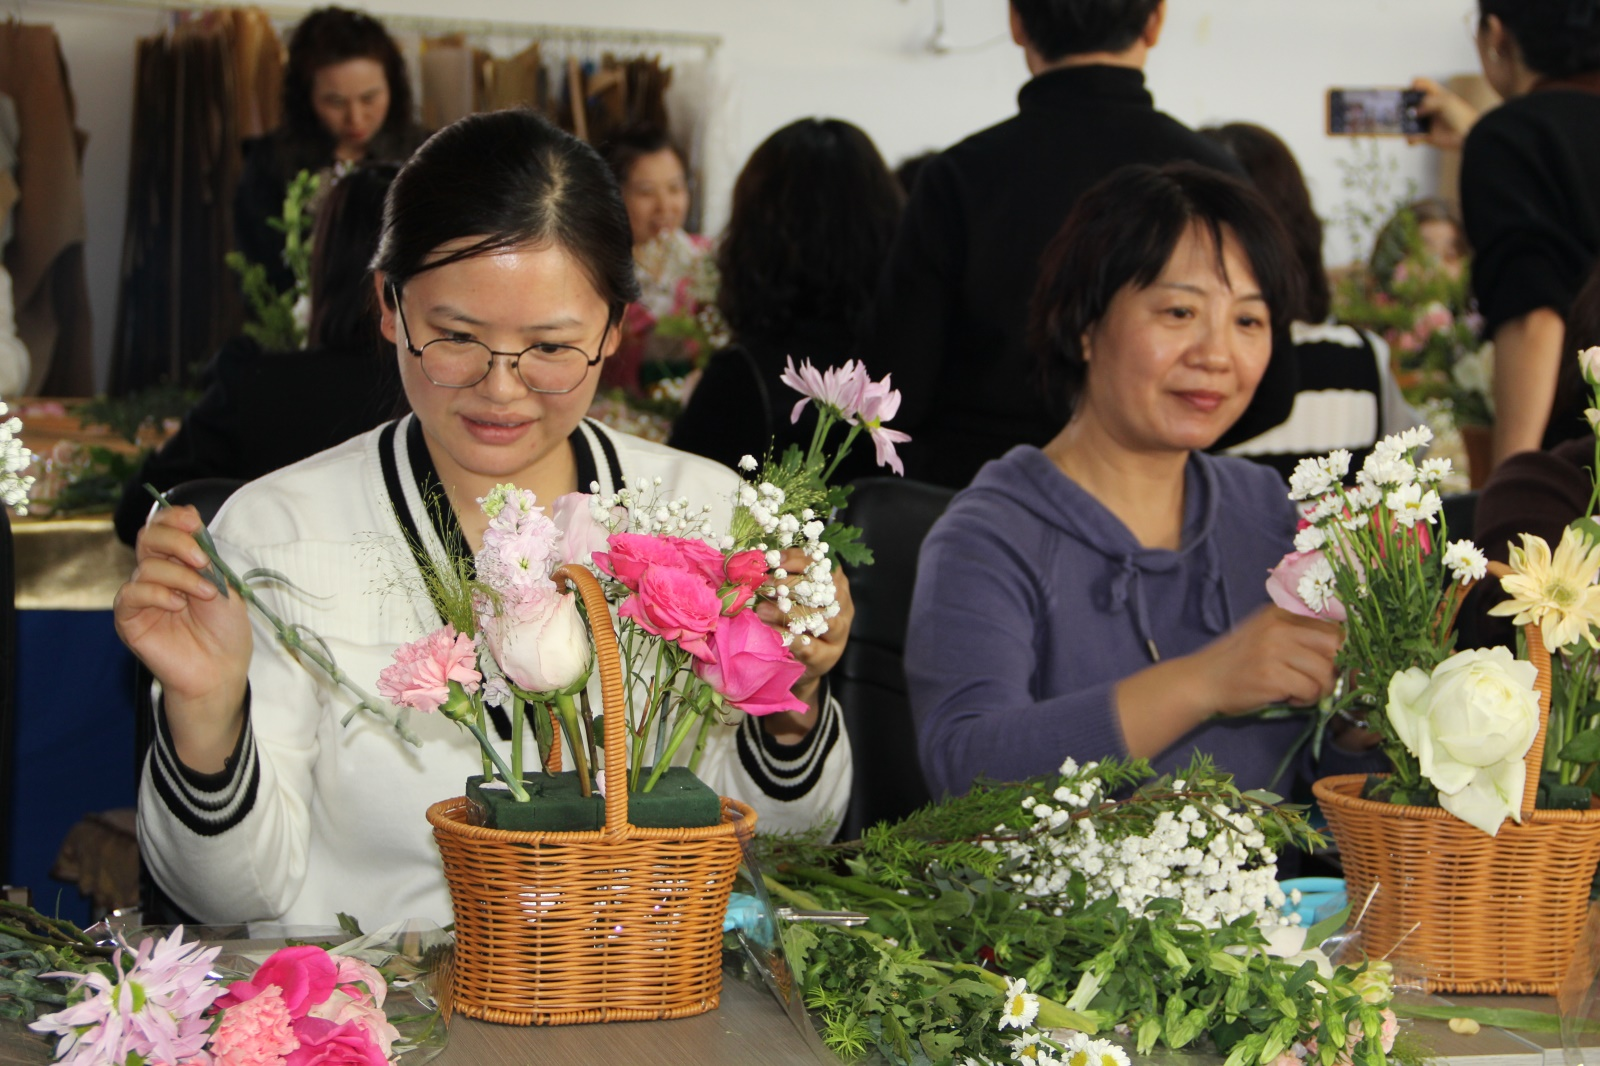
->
1109;541;1235;664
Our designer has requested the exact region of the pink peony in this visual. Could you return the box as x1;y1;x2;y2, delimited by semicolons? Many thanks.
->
618;566;724;662
211;984;299;1066
285;1018;387;1066
219;946;337;1019
1265;550;1346;622
550;492;616;567
480;588;590;694
693;611;807;715
376;625;482;716
594;533;687;591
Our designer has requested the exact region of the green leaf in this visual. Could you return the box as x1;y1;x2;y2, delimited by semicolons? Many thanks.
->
1570;517;1600;550
1304;905;1352;951
1242;789;1284;805
336;913;365;936
1136;1015;1164;1054
1283;960;1319;996
1560;727;1600;765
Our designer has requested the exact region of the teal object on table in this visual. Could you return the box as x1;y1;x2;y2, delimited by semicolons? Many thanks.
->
1280;877;1346;927
725;892;766;934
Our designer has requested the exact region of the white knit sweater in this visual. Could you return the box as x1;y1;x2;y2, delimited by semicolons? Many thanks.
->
137;417;851;926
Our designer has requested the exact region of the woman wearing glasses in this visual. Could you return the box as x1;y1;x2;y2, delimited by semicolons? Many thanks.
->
113;110;855;927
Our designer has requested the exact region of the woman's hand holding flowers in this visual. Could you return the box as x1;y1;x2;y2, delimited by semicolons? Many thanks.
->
113;505;252;772
756;547;855;742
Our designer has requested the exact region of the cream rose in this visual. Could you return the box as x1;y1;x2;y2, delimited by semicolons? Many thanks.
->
1386;646;1541;836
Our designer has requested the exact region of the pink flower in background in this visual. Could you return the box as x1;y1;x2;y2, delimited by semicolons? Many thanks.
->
1417;302;1454;335
779;355;869;424
211;983;299;1066
285;1017;387;1066
694;611;807;715
594;533;687;590
1266;550;1347;622
377;625;482;716
550;492;615;566
618;566;724;662
855;375;913;475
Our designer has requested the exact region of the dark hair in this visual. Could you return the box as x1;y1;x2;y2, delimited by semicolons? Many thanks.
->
894;150;937;198
600;122;688;188
1551;257;1600;432
1010;0;1161;62
1200;123;1328;323
1369;197;1464;285
307;162;397;353
372;109;641;326
716;118;904;340
1480;0;1600;79
283;7;413;159
1031;162;1303;420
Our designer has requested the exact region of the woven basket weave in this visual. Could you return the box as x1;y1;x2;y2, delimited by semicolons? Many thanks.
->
1314;590;1600;993
427;563;755;1025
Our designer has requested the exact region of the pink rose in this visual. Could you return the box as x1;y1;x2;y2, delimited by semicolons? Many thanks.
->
618;566;724;662
217;946;337;1018
693;611;807;715
211;984;299;1066
550;492;616;567
329;957;387;1009
721;549;769;613
594;533;687;591
306;992;400;1060
376;625;482;716
668;535;730;588
481;588;590;694
1265;550;1346;623
286;1018;387;1066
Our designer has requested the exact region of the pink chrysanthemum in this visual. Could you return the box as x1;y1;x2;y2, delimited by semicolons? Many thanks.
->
377;624;482;715
779;356;869;424
29;927;223;1066
854;375;912;476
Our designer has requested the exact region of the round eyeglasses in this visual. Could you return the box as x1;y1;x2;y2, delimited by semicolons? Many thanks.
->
390;283;608;394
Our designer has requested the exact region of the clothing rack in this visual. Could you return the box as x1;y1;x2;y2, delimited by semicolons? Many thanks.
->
16;0;722;56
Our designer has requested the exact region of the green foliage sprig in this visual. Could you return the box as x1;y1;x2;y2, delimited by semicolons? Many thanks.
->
227;168;321;352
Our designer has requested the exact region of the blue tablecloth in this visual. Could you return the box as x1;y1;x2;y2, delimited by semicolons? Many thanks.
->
7;610;138;926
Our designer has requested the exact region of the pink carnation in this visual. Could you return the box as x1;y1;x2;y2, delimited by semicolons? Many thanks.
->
211;984;299;1066
377;625;481;715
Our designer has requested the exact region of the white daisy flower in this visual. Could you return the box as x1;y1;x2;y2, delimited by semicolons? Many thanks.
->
998;977;1040;1029
1443;540;1488;584
1293;525;1326;553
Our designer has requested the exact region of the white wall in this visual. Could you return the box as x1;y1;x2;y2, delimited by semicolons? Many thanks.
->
29;0;1482;389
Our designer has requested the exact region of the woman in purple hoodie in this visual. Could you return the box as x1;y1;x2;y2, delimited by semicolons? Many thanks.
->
908;162;1370;798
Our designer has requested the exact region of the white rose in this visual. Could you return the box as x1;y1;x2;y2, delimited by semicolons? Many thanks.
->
481;589;591;695
1386;646;1541;836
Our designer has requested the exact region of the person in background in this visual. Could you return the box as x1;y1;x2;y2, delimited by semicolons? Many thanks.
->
115;163;401;546
600;124;711;394
117;111;855;927
857;0;1266;490
1370;198;1468;284
1200;122;1419;481
668;118;904;475
1411;0;1600;467
908;163;1377;801
235;6;424;292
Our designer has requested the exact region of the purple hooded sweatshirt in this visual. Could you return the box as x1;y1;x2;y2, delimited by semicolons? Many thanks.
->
908;445;1346;798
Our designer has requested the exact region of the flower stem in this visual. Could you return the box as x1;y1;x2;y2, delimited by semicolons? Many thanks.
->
642;705;701;792
554;692;592;797
511;695;524;782
687;703;717;775
462;720;527;801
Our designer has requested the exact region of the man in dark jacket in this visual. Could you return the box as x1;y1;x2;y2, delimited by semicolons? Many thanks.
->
861;0;1261;488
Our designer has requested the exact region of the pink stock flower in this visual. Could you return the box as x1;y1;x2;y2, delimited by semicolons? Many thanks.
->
1266;550;1347;622
693;610;807;715
618;566;724;662
478;508;562;600
285;1017;387;1066
29;928;224;1066
211;983;299;1066
855;375;912;475
779;355;869;424
480;587;591;694
594;533;688;590
377;624;482;716
550;492;615;566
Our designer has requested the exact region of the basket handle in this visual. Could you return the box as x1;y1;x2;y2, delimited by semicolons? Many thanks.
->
1485;561;1553;821
555;563;634;837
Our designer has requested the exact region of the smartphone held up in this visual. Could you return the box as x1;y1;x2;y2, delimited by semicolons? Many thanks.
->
1326;88;1431;136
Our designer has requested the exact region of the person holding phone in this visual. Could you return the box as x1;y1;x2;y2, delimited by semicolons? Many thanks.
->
1410;0;1600;465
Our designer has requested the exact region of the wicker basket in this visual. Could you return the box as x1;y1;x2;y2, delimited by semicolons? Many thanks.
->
427;563;756;1025
1314;615;1600;993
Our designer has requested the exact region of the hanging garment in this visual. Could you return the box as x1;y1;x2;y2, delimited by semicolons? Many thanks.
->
0;89;31;395
420;36;475;131
228;7;284;141
0;22;93;397
485;41;542;112
110;17;241;395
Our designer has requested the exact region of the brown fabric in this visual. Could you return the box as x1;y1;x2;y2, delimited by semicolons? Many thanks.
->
0;22;93;396
51;808;139;911
420;36;476;131
485;41;544;112
228;7;284;140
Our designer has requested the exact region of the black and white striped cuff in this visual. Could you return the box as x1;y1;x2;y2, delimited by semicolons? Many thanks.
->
734;679;841;802
148;688;260;837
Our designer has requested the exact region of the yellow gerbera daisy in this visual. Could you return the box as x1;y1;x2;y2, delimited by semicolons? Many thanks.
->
1489;528;1600;651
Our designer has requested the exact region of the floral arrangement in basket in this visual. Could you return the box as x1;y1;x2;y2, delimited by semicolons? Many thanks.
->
5;905;450;1066
1267;427;1544;835
760;754;1416;1066
0;392;36;515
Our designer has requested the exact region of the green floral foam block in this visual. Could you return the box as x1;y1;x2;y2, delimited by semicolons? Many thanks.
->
464;768;723;832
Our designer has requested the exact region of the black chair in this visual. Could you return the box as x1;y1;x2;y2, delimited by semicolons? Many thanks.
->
0;507;14;885
832;477;955;839
1441;490;1479;542
134;478;245;923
